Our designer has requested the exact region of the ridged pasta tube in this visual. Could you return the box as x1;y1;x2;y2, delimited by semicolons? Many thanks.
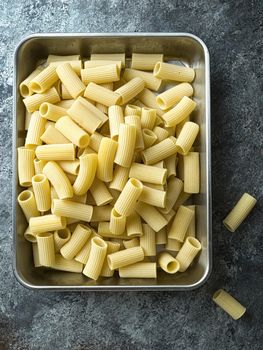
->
84;60;122;70
107;246;144;270
52;199;93;222
115;77;145;105
162;96;196;127
40;125;70;145
43;161;73;199
109;208;126;236
81;64;120;84
47;54;80;63
89;178;113;206
18;190;40;221
126;212;143;237
60;224;91;260
74;231;97;264
153;126;169;143
32;174;51;212
36;232;55;267
156;83;194;110
30;65;59;93
123;68;161;91
158;252;180;274
23;87;60;112
109;165;129;191
212;289;246;320
124;104;141;116
49;60;82;75
97;137;118;182
165;155;177;178
125;115;144;151
142;136;177;165
138;88;165;117
176;237;202;272
19;66;43;97
100;241;121;277
36;144;75;161
223;193;257;232
135;202;167;232
123;238;140;249
175;122;199;155
51;254;83;273
108;105;124;140
39;102;67;122
154;62;195;82
54;228;71;253
140;224;156;256
186;205;196;238
32;243;41;267
139;185;166;208
142;129;157;148
83;237;108;280
114;178;143;216
17;147;35;187
168;205;194;242
114;124;137;168
55;116;90;148
56;63;86;99
84;82;121;106
24;226;37;243
90;53;125;67
159;177;183;214
57;160;80;176
119;262;157;278
156;228;167;245
73;154;98;195
129;163;167;185
30;214;67;234
131;53;163;71
141;108;156;130
25;111;46;147
183;152;200;193
165;238;182;252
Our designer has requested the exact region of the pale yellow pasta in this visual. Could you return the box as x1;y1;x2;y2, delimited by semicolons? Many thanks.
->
39;102;67;122
100;241;121;277
98;222;128;239
126;212;143;237
77;146;95;157
96;102;108;116
84;60;122;70
57;160;80;175
165;238;182;251
70;193;87;204
36;144;75;161
162;96;196;127
135;201;167;232
125;115;144;151
90;53;125;67
51;254;83;273
56;99;75;109
123;238;140;249
153;126;169;143
142;136;177;165
175;116;190;138
43;161;73;199
114;124;136;168
54;228;71;253
97;137;118;182
154;62;195;82
81;64;120;84
89;132;103;152
139;185;166;208
24;226;37;243
32;243;41;267
23;87;60;112
109;208;126;236
36;232;55;267
83;237;108;280
156;83;194;110
165;155;177;178
66;173;77;185
176;237;202;272
138;88;165;117
159;177;183;214
186;205;196;238
56;63;86;99
168;205;194;242
32;174;51;212
84;82;121;106
140;224;156;256
49;60;82;75
55;116;90;148
183;152;200;193
119;262;156;278
25;111;46;147
114;178;143;216
129;163;167;185
141;108;156;130
165;125;176;136
109;165;129;191
143;182;165;191
158;252;180;274
176;122;199;155
223;193;257;232
25;111;32;130
30;214;66;234
115;77;145;105
131;53;163;71
124;104;141;116
47;54;80;63
50;186;58;201
44;121;55;130
74;234;94;264
52;199;93;222
91;205;112;222
123;68;161;91
107;246;144;270
17;147;35;187
30;65;59;93
60;224;91;260
108;105;124;140
156;228;167;245
212;289;246;320
20;66;43;97
40;125;70;145
89;177;113;206
18;190;40;221
142;129;158;148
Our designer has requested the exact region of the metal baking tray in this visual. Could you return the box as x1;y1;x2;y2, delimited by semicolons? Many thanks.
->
13;33;211;290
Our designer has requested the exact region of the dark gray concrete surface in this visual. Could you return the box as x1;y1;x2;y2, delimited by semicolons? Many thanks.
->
0;0;262;349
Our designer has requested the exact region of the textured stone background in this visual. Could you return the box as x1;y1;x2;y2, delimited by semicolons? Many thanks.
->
0;0;262;349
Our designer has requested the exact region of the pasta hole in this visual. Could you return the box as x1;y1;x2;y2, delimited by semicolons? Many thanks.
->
213;289;223;300
39;103;49;116
167;260;179;272
20;84;30;97
32;174;46;183
93;237;107;248
112;208;121;218
154;62;161;75
36;232;52;238
57;228;70;239
187;237;201;249
18;190;32;202
30;82;42;93
130;178;142;189
143;129;154;137
156;96;166;109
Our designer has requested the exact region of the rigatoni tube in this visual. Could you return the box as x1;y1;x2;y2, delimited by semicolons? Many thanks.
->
29;65;59;93
109;165;129;191
83;237;108;280
55;116;90;148
52;199;93;222
114;178;143;216
32;174;51;212
184;152;200;193
97;137;118;182
115;77;145;105
36;232;55;267
73;154;97;195
108;105;124;140
131;53;163;71
135;201;167;232
107;246;144;270
212;289;246;320
25;111;46;148
18;190;40;221
39;102;67;122
119;262;157;278
109;208;126;236
175;122;199;155
23;87;60;113
168;205;194;242
36;144;75;161
176;237;202;272
156;83;193;110
81;64;120;84
123;68;161;91
158;252;180;274
140;224;156;256
84;82;121;106
141;136;177;165
56;63;86;99
60;224;91;260
114;124;137;168
100;241;121;277
129;163;167;185
139;185;166;208
54;228;71;253
17;147;35;187
154;62;195;82
30;214;66;234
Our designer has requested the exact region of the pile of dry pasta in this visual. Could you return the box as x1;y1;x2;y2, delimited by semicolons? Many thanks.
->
18;52;204;281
